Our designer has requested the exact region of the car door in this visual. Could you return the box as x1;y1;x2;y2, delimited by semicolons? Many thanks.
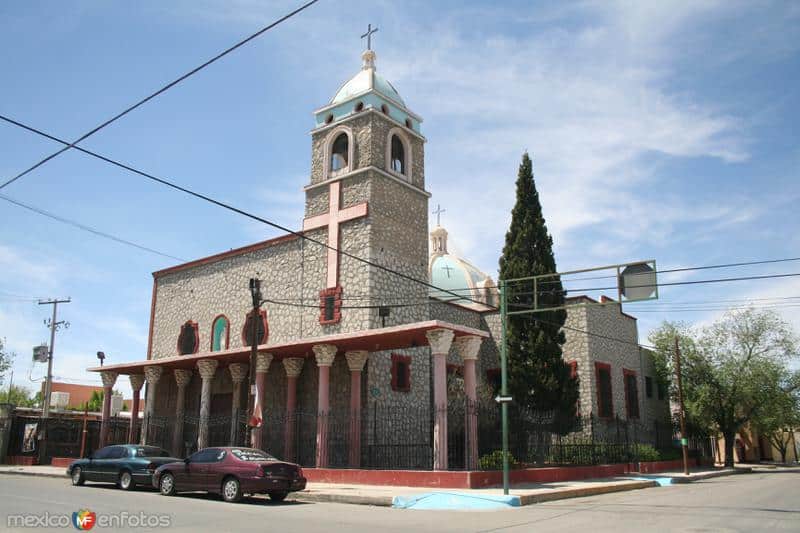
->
83;447;109;481
178;449;215;491
201;449;228;493
104;446;127;482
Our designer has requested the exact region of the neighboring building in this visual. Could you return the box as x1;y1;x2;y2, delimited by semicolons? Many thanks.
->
714;427;799;464
88;41;669;470
38;381;141;414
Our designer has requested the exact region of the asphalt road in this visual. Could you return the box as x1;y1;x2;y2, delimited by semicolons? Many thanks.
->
0;469;798;532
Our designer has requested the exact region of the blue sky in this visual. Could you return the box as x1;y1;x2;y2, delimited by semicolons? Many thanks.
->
1;1;798;398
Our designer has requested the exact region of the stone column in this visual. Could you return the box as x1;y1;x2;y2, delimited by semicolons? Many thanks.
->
228;363;249;446
283;357;304;462
454;335;483;471
127;374;145;443
99;371;118;447
196;359;218;450
252;352;273;450
140;366;163;445
172;369;193;457
313;344;337;468
345;351;368;468
427;328;454;470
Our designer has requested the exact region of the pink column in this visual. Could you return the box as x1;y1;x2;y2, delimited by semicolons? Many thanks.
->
313;344;337;468
345;351;369;468
251;352;273;450
127;374;144;443
99;371;118;447
427;329;454;471
282;358;304;462
455;335;483;471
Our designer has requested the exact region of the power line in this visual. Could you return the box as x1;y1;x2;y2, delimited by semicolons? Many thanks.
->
0;0;321;191
0;193;186;261
0;115;489;308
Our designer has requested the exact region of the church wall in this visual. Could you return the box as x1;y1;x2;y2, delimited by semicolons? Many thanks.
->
562;305;593;417
149;237;305;360
584;303;642;423
640;349;671;425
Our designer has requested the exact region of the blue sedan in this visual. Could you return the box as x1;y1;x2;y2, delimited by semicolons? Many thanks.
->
67;445;182;490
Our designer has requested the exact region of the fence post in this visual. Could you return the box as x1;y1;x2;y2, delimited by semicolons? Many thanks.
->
590;413;596;465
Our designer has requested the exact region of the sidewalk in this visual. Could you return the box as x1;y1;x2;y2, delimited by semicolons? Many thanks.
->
0;464;752;508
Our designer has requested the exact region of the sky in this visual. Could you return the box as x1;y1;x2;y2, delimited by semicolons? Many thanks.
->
1;0;798;398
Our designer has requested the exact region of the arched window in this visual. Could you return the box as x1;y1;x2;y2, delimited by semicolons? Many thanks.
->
242;309;268;347
177;321;199;355
390;134;406;175
330;133;349;172
210;315;229;352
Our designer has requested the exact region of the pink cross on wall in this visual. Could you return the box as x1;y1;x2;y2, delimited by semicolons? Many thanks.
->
302;180;369;289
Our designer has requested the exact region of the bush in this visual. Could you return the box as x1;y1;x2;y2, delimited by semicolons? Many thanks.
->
636;444;660;462
479;450;518;471
658;447;682;461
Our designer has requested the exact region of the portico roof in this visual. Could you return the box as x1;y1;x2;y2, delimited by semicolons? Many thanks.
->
88;320;489;375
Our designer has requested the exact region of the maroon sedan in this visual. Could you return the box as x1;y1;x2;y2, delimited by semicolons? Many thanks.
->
152;447;306;503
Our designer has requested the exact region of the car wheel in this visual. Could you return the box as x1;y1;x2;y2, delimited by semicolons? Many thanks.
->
221;477;242;503
159;473;176;496
118;470;135;491
268;491;288;502
71;466;85;486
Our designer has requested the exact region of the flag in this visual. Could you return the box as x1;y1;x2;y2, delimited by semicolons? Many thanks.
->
249;384;262;428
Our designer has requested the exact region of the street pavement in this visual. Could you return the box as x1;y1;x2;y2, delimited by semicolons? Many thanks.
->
0;468;797;532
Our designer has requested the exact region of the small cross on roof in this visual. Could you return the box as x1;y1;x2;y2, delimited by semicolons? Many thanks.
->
361;23;378;50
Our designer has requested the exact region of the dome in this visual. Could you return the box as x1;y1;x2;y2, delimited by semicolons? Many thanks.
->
330;50;405;106
429;225;498;309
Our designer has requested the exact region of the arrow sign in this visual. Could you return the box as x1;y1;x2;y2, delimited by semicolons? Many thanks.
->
495;395;513;404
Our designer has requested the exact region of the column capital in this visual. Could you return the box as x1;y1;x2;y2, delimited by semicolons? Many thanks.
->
100;371;118;389
283;357;305;378
313;344;338;367
174;368;193;388
144;365;163;385
345;350;369;372
197;359;219;380
255;352;273;373
453;335;482;361
426;328;454;355
128;374;145;392
228;363;249;383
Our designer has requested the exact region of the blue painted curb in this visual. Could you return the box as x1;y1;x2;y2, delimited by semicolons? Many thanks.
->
392;492;521;510
626;475;673;486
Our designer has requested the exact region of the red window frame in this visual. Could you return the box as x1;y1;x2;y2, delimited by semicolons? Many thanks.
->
210;314;230;351
595;361;613;419
567;360;578;379
391;354;411;392
319;286;343;325
623;368;640;419
177;320;199;355
241;309;269;346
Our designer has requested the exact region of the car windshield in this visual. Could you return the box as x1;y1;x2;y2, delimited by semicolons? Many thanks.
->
231;448;278;462
133;446;171;458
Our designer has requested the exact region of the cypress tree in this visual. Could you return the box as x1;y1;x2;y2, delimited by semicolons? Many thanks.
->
498;153;579;428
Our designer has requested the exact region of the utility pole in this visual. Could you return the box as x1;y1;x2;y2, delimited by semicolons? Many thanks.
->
674;335;690;475
37;297;70;464
248;279;262;447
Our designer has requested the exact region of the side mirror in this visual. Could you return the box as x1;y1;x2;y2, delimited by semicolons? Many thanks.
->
88;452;94;460
183;457;190;464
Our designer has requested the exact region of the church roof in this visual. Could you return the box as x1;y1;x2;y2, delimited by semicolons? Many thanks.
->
428;224;497;309
330;50;405;106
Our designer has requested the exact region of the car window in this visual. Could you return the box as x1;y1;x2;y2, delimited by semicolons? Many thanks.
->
92;447;111;460
108;447;126;459
190;449;226;463
231;448;277;462
133;446;170;458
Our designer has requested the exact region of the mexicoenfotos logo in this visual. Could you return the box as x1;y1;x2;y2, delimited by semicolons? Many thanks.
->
72;509;96;530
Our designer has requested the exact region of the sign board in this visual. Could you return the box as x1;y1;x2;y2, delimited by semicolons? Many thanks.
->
680;438;688;446
32;344;49;363
495;395;513;404
618;261;658;302
22;423;37;452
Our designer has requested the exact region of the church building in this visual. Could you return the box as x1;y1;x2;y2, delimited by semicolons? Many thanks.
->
89;40;669;472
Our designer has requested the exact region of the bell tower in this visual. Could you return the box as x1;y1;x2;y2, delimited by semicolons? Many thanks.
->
301;32;430;332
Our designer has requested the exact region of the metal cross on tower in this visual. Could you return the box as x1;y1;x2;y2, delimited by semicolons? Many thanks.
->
361;24;378;50
433;204;446;226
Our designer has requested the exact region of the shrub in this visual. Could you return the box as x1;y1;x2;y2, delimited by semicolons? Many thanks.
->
636;444;660;462
479;450;518;471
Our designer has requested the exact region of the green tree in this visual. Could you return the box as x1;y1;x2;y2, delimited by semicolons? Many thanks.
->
498;153;579;427
0;385;37;407
0;338;13;388
86;390;104;412
751;369;800;463
649;309;798;468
